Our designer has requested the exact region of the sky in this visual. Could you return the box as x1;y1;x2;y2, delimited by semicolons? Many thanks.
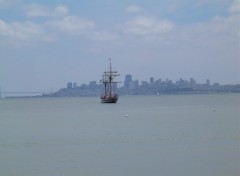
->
0;0;240;92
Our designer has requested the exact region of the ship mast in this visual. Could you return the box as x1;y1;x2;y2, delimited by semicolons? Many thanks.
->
109;58;113;97
100;58;120;103
101;58;120;98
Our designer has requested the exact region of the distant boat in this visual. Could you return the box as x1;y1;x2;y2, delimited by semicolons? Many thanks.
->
100;59;120;103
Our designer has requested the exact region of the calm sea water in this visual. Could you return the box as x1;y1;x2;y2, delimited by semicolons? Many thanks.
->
0;94;239;176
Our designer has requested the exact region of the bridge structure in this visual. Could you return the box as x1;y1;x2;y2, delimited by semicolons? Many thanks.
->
0;88;52;98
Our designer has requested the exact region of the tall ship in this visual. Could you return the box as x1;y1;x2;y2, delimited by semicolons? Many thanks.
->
100;59;120;103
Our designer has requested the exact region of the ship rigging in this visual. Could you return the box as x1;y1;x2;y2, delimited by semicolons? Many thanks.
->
100;59;120;103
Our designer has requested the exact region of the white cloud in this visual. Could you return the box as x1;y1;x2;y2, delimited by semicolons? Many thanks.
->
25;4;69;17
116;13;240;84
228;0;240;13
122;16;174;35
54;5;69;17
0;13;112;45
47;16;95;35
25;4;49;17
0;7;91;45
125;5;142;13
0;0;20;7
0;19;53;44
0;20;9;35
196;0;233;6
90;31;118;41
146;13;239;51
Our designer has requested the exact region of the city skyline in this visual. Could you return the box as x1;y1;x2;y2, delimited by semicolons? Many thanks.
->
0;0;239;92
65;74;220;89
0;73;239;93
43;74;240;97
1;73;240;98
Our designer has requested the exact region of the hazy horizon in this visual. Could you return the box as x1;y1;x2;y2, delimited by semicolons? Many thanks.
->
1;73;239;93
0;0;240;92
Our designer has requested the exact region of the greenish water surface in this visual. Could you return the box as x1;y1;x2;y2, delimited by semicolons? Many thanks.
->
0;94;239;176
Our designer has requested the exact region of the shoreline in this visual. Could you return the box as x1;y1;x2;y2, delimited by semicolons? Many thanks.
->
1;91;240;99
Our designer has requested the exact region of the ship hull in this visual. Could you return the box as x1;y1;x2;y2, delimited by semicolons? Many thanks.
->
101;96;118;103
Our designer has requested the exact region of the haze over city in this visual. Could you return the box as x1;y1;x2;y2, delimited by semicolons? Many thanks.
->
0;0;239;92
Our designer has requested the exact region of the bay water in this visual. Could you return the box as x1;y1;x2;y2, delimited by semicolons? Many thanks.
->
0;94;239;176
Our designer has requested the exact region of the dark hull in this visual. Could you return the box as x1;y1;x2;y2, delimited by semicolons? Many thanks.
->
101;96;118;103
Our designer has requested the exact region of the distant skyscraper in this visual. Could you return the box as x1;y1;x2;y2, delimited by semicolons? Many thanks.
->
141;81;148;87
73;82;77;88
190;78;196;85
89;81;97;89
67;82;73;89
150;77;154;84
206;79;210;85
124;74;132;89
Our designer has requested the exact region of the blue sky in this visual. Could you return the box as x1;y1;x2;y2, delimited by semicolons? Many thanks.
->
0;0;240;92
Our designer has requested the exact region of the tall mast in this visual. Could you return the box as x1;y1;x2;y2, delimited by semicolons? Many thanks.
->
100;59;120;103
109;58;112;73
109;58;112;97
100;58;120;98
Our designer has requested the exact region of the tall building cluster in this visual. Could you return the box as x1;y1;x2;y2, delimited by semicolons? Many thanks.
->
118;74;231;95
42;74;240;97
